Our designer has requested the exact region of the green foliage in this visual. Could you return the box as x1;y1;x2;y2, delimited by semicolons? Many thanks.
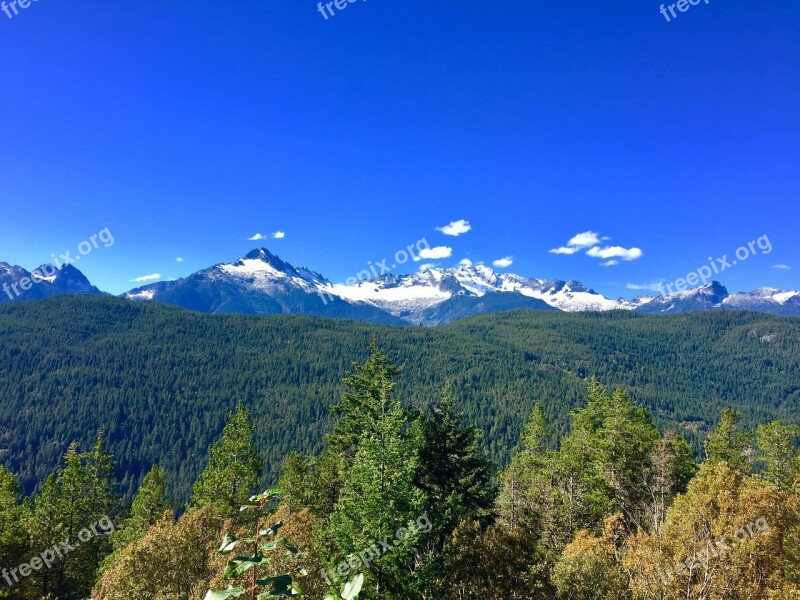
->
1;296;799;504
324;573;364;600
277;453;312;515
28;433;117;599
206;489;303;600
704;408;754;472
0;466;30;599
414;385;495;591
755;421;800;490
192;404;263;520
107;465;170;559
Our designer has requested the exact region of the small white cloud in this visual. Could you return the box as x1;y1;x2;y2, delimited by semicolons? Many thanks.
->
493;256;514;268
567;231;602;248
600;260;618;267
130;273;161;283
549;231;603;255
586;246;643;261
248;233;267;241
176;257;184;263
418;263;437;272
436;219;472;237
627;282;665;292
414;246;453;261
272;231;285;239
458;258;473;268
549;246;582;255
773;264;792;270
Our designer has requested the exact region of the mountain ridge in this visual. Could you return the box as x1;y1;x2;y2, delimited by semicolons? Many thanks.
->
2;248;799;321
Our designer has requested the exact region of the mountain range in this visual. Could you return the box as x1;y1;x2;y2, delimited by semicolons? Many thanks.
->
2;249;799;323
0;262;102;303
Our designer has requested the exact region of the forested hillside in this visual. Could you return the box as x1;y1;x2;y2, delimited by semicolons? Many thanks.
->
0;295;798;503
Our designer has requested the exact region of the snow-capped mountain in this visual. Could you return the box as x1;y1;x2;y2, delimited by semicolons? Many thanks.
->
723;287;800;316
325;264;643;319
118;249;800;322
122;249;404;324
3;249;798;323
636;282;730;314
0;262;102;304
635;283;800;316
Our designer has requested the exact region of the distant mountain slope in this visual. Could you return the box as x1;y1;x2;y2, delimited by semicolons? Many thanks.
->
0;262;102;304
1;295;798;503
123;249;404;324
121;248;800;320
3;248;799;320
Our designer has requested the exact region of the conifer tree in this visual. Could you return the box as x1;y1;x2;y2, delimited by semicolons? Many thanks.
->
414;386;495;595
192;403;263;519
704;408;754;473
278;452;311;515
0;466;30;600
109;465;170;553
327;338;401;460
755;421;800;491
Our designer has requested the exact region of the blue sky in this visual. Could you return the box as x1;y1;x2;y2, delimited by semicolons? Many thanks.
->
0;0;798;297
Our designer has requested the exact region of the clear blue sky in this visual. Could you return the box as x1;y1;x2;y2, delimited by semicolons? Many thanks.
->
0;0;798;297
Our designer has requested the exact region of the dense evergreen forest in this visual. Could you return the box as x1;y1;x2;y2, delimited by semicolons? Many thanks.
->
0;342;798;599
0;295;798;505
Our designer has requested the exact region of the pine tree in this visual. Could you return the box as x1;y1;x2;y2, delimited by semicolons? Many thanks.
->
30;435;118;600
327;338;401;460
327;399;424;599
278;452;311;515
755;421;800;491
416;386;494;546
704;408;754;473
0;466;30;600
109;465;170;553
414;386;495;595
325;341;424;599
192;403;263;519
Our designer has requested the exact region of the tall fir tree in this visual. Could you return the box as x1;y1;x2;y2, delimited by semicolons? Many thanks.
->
191;403;263;519
29;434;117;600
414;386;495;597
0;466;30;600
755;421;800;491
109;465;170;554
704;408;754;473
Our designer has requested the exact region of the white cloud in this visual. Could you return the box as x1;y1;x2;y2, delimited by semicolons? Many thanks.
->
418;263;437;272
414;246;453;261
458;258;473;267
248;233;267;241
773;264;792;270
493;256;514;268
272;231;285;239
567;231;602;248
436;219;472;237
549;231;603;255
600;260;619;267
176;257;184;263
549;246;582;255
627;282;665;292
586;246;643;261
130;273;161;283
